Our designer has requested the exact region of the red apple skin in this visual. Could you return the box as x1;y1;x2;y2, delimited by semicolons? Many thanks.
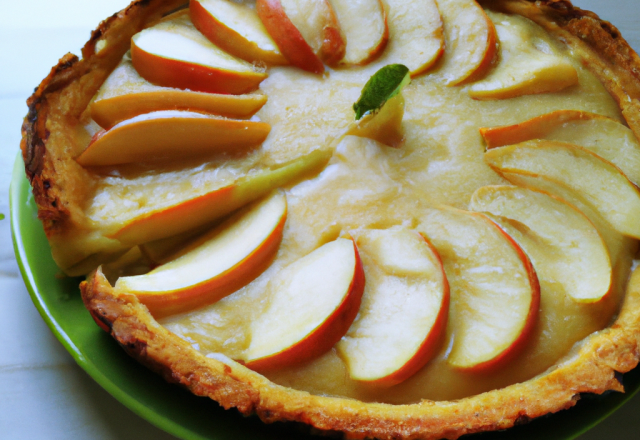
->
131;39;266;95
451;8;498;86
351;0;389;67
137;208;287;318
479;110;612;149
370;233;450;386
256;0;325;74
244;239;366;371
459;216;541;374
189;0;288;65
318;4;346;66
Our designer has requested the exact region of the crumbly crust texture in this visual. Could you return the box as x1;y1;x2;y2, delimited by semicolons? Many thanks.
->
22;0;640;438
82;266;640;440
20;0;188;237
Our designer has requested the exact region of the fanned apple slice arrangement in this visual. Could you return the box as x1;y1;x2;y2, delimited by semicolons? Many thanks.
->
472;109;640;296
72;0;640;388
114;192;288;317
75;0;581;169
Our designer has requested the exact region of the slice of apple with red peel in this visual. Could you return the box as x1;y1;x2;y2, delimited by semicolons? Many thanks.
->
434;0;497;85
244;237;365;370
480;166;633;273
329;0;388;66
480;110;612;148
90;58;267;129
469;11;578;100
190;0;288;65
114;192;287;318
417;207;539;372
109;148;332;246
337;228;449;385
131;13;267;94
484;140;640;239
76;110;271;167
257;0;324;73
470;185;612;303
480;110;640;186
256;0;345;73
278;0;345;66
377;0;443;76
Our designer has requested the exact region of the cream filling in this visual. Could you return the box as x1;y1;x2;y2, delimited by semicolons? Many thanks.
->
81;11;636;403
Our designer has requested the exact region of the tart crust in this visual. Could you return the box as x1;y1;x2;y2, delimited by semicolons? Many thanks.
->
82;265;640;440
20;0;640;438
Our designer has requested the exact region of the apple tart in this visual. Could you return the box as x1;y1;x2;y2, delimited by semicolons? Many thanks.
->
20;0;640;438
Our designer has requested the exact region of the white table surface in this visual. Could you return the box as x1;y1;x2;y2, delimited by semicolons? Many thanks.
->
1;1;639;439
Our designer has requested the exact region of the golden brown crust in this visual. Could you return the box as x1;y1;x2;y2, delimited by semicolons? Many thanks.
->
24;0;640;438
82;266;640;440
20;0;188;237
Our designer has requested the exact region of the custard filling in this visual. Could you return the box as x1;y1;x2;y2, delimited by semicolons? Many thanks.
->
75;8;638;403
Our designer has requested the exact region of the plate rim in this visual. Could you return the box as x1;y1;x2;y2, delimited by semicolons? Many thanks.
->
9;153;211;440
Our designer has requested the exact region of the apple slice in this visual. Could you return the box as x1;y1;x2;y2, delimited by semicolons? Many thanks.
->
114;192;287;317
76;111;271;167
244;237;365;370
336;228;449;385
470;185;612;303
190;0;288;65
480;110;612;148
90;57;267;129
484;140;640;239
469;11;578;100
417;207;539;372
329;0;388;66
480;110;640;186
131;12;267;94
109;148;332;246
478;166;633;274
434;0;497;85
256;0;345;73
372;0;443;76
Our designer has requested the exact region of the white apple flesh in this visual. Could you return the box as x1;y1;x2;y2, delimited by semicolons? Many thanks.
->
329;0;388;66
131;12;267;94
470;185;612;303
433;0;497;85
90;57;268;129
370;0;443;75
485;140;640;239
469;11;578;100
77;110;271;166
244;237;365;370
190;0;288;65
114;192;287;317
417;207;539;372
337;228;449;385
480;110;640;187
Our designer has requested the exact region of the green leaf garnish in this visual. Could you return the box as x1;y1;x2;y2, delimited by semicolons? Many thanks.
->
353;64;410;120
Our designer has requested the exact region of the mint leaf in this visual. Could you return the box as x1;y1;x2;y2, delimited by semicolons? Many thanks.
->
353;64;410;120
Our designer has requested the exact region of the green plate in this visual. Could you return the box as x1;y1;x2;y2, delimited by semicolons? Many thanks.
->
9;154;640;440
